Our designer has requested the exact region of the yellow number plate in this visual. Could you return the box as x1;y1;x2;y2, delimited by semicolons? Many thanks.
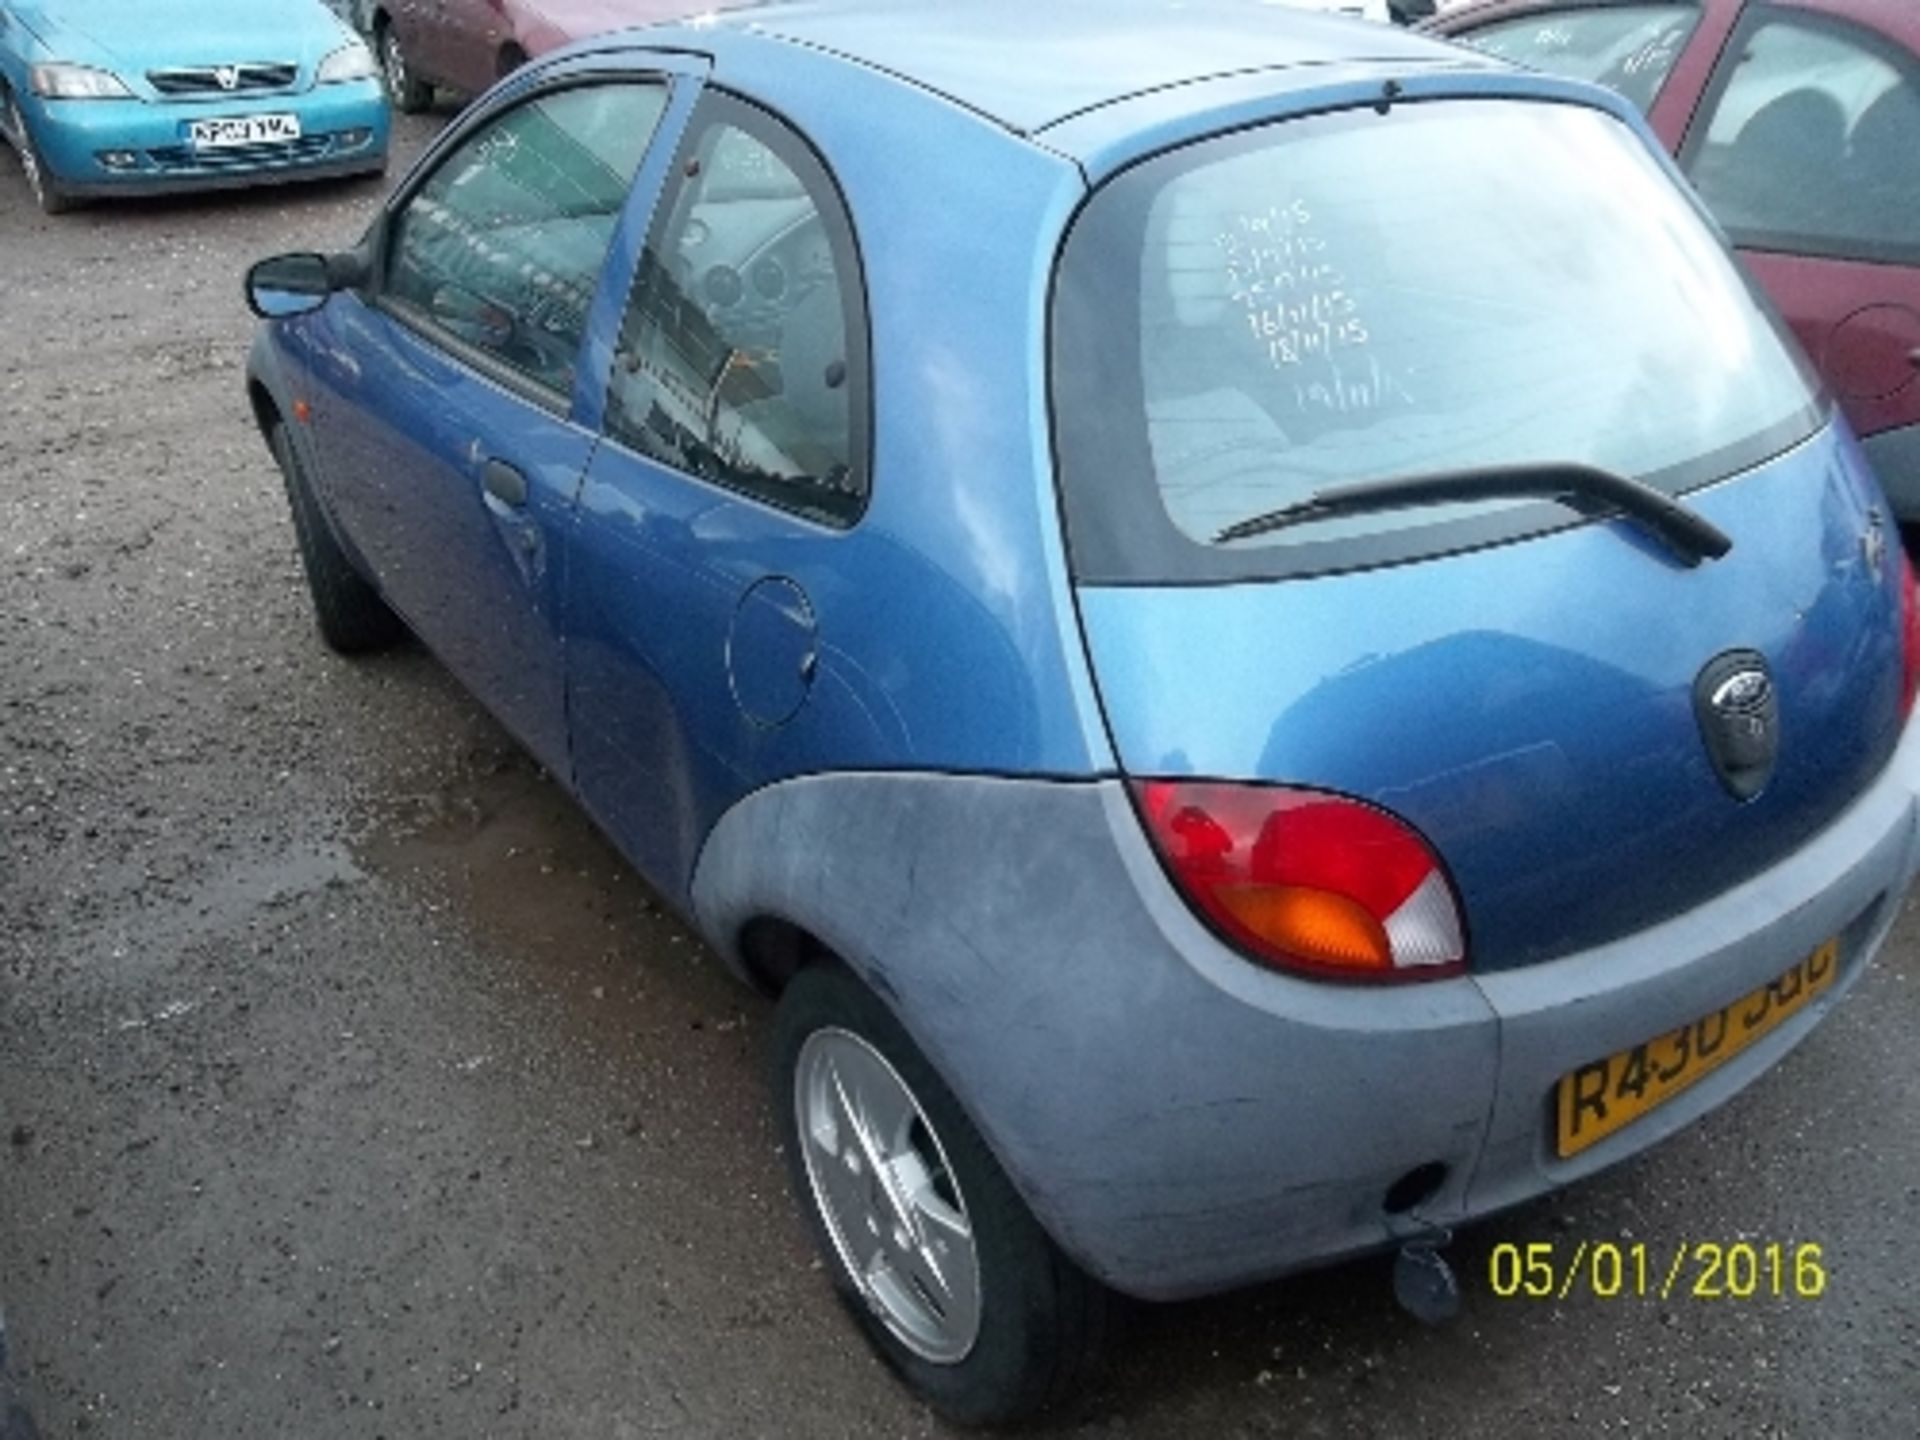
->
1555;939;1839;1159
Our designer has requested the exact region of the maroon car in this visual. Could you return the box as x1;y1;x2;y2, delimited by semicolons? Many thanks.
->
367;0;710;112
1426;0;1920;519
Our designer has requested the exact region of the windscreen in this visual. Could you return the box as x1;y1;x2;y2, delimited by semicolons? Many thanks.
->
1051;98;1824;582
1462;5;1698;113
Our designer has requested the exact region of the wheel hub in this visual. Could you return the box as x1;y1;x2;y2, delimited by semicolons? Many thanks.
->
383;35;408;97
9;101;42;203
796;1028;982;1363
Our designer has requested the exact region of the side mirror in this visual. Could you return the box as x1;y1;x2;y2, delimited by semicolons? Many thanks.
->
246;253;332;318
244;248;372;319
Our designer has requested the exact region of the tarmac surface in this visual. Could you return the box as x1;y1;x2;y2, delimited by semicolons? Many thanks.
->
1;111;1917;1438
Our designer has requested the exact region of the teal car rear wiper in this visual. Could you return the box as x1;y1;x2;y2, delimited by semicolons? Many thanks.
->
1213;462;1734;567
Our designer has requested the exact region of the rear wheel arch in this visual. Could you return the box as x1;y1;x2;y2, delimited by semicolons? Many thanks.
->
770;961;1112;1422
734;915;1022;1195
734;914;838;997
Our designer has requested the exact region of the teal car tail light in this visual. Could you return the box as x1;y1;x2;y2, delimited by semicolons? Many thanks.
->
1132;780;1467;982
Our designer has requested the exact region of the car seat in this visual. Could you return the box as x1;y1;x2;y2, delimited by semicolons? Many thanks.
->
1717;88;1850;237
1840;85;1920;251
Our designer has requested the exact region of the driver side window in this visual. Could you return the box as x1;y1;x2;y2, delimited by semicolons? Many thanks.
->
605;95;868;527
385;81;669;397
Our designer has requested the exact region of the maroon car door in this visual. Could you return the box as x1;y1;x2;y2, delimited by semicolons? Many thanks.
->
1676;2;1920;513
433;0;515;96
393;0;452;86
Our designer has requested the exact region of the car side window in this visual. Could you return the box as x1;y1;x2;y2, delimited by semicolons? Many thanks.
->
384;81;670;398
605;94;868;527
1685;16;1920;262
1462;4;1699;113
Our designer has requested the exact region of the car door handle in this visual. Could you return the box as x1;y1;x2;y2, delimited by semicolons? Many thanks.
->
482;458;528;508
1909;347;1920;372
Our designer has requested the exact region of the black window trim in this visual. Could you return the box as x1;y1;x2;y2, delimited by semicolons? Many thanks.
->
367;69;679;418
598;85;876;534
1677;2;1920;270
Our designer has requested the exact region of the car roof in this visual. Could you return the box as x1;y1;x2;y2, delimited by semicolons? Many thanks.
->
641;0;1472;134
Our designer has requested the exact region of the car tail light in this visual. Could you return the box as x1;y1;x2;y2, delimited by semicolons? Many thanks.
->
1132;780;1466;982
1902;550;1920;720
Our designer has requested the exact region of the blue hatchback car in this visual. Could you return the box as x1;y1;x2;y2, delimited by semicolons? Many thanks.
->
242;0;1920;1421
0;0;388;213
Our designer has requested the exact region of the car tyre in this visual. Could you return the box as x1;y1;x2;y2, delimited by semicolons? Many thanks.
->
377;24;433;114
6;94;73;215
773;963;1110;1426
270;424;404;654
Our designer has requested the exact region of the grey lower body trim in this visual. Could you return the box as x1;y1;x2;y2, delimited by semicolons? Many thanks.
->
690;727;1920;1300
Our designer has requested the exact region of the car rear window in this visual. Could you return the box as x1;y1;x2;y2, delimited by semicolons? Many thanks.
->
1050;98;1824;583
1461;4;1698;113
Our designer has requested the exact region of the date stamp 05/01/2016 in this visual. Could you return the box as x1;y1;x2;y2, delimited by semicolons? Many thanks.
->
1488;1241;1828;1302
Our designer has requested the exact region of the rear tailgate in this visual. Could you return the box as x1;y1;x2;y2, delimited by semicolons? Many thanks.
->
1077;424;1907;970
1049;88;1912;972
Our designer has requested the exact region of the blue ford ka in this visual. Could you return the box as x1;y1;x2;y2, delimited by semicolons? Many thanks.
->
0;0;388;213
240;0;1920;1421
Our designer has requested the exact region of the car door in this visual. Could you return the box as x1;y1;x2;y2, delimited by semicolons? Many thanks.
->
390;0;447;84
430;0;509;95
1676;5;1920;511
299;74;675;778
564;91;873;897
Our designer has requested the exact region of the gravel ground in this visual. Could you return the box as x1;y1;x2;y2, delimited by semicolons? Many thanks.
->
1;112;1917;1439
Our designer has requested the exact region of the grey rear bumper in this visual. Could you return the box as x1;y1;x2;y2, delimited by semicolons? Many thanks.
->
692;722;1920;1300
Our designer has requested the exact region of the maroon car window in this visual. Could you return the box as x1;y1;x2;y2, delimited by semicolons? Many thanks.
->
385;82;669;396
605;94;869;527
1460;4;1698;112
1685;16;1920;264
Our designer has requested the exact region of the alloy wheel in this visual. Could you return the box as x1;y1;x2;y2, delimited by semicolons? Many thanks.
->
796;1027;983;1363
7;99;43;207
381;32;409;103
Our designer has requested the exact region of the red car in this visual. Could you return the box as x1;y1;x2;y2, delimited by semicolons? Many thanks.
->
1426;0;1920;519
366;0;711;112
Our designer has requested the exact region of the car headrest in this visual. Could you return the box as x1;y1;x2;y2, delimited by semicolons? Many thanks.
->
1732;88;1850;177
1847;85;1920;190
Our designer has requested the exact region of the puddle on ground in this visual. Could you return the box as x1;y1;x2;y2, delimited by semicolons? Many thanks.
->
348;738;752;1036
72;836;365;977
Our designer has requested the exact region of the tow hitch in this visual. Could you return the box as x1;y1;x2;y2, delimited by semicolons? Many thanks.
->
1393;1230;1462;1325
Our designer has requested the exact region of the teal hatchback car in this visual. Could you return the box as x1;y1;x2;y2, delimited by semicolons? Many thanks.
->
0;0;389;213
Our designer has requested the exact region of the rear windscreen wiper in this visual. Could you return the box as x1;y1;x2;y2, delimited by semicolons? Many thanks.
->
1213;462;1733;567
